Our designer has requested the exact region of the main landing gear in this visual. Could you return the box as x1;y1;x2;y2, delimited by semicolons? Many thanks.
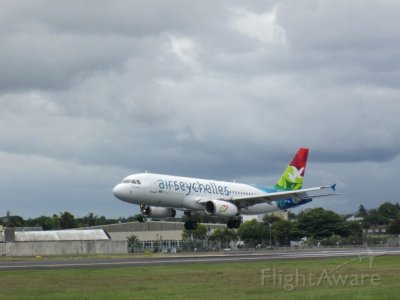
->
183;211;242;230
184;220;197;230
227;217;242;229
184;210;197;230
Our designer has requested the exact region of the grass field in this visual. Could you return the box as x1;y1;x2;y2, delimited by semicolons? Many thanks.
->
0;255;399;300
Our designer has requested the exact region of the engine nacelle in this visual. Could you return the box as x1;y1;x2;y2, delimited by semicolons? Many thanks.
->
141;206;176;218
205;200;238;217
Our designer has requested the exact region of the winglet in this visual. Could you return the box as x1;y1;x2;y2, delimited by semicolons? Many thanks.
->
331;184;337;192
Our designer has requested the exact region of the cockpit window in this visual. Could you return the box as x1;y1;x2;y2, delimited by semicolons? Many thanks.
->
122;178;141;184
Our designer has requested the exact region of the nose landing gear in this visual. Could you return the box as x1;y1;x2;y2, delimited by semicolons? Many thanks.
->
138;204;148;222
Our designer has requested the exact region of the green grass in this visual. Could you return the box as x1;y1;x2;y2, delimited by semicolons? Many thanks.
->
0;255;399;300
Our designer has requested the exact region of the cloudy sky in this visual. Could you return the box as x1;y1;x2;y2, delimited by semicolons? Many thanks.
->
1;0;399;218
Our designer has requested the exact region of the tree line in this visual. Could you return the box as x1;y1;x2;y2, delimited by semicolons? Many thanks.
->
0;210;230;230
181;201;400;248
356;202;400;234
181;207;364;248
0;212;138;229
2;201;399;244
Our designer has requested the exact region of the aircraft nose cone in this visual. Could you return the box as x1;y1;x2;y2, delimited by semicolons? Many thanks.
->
112;184;125;200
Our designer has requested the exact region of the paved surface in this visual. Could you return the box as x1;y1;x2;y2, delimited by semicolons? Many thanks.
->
0;248;399;271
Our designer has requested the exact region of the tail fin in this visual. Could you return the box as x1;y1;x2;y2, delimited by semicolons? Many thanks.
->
275;148;309;191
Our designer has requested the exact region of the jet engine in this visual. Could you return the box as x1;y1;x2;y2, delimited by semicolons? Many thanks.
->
141;205;176;218
205;200;238;217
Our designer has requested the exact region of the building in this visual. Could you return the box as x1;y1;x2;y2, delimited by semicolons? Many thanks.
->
87;221;227;251
0;228;127;256
0;221;229;256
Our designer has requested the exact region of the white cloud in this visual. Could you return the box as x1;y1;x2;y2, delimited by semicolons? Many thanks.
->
167;36;199;67
230;6;286;46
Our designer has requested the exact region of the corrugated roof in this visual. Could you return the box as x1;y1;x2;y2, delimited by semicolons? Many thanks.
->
86;221;226;232
15;229;110;242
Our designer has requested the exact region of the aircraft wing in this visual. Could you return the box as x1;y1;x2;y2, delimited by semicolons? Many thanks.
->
212;185;338;207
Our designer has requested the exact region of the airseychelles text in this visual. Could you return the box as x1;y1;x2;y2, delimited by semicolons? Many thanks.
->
157;179;230;196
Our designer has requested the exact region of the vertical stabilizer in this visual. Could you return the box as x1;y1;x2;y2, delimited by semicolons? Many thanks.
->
275;148;309;191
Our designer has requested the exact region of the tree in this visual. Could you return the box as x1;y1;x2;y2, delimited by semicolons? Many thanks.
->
344;221;363;245
356;205;368;217
364;209;388;226
320;234;342;246
59;211;77;229
346;221;363;236
127;234;142;252
387;218;400;234
132;214;145;222
5;215;25;227
297;208;349;238
377;202;400;220
27;215;58;230
83;212;98;227
272;220;296;246
262;214;282;225
209;228;237;248
181;224;208;251
236;220;268;247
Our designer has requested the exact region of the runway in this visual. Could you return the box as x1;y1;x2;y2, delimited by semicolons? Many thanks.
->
1;247;399;271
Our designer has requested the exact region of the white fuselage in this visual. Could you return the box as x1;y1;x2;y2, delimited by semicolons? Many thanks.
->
112;173;282;215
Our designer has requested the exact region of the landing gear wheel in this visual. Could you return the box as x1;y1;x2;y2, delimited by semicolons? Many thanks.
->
233;219;241;229
227;219;235;229
138;204;149;223
227;219;241;229
184;220;197;230
184;210;197;230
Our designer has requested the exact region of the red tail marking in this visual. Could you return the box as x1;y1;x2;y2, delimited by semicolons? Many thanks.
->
290;148;309;176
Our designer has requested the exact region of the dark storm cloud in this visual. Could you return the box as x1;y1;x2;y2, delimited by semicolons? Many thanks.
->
0;0;229;91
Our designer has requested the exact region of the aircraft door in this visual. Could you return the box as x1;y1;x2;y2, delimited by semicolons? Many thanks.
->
149;176;158;193
148;176;169;200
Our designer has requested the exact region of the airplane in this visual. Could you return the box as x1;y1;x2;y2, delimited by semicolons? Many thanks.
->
112;148;338;230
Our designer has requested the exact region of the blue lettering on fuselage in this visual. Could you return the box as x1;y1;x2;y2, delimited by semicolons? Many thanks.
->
157;179;230;196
